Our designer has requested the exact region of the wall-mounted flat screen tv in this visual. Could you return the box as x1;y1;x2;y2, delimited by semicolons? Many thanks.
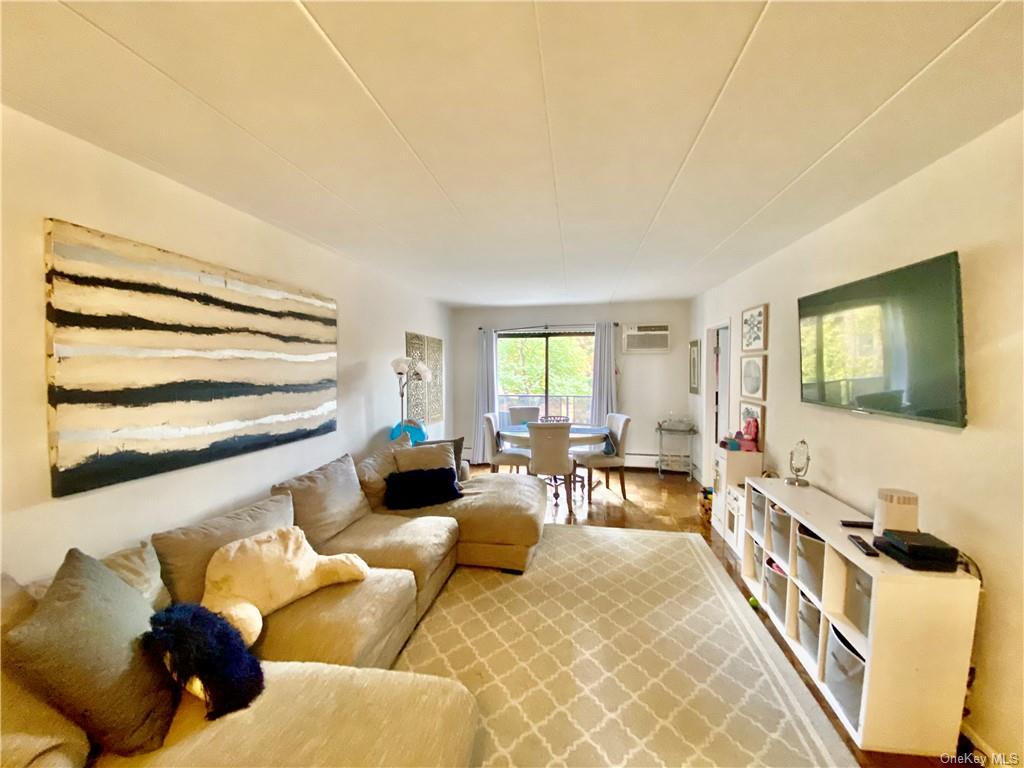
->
798;252;966;427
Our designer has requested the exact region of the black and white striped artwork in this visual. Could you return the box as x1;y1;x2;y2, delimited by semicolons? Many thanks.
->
45;219;338;497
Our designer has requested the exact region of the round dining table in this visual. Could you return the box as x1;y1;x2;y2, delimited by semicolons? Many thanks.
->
497;423;613;453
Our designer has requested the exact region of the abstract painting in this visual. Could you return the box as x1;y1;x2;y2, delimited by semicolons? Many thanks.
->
405;331;444;423
45;219;337;496
741;303;769;352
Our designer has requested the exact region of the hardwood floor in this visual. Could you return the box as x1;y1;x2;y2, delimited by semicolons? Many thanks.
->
470;465;945;768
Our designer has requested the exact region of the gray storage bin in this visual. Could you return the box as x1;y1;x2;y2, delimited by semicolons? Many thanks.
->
765;562;787;624
844;564;873;637
796;525;825;600
796;592;821;662
769;506;791;567
750;491;767;537
752;542;764;583
824;624;865;730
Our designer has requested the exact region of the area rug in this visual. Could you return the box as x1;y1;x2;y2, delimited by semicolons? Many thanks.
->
394;525;857;768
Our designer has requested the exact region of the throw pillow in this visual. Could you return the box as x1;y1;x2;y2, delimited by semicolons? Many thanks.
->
355;432;411;509
0;670;92;768
202;526;368;646
272;455;371;547
3;549;178;756
417;437;465;469
24;541;171;611
384;467;463;510
143;604;263;721
393;443;456;473
152;494;295;604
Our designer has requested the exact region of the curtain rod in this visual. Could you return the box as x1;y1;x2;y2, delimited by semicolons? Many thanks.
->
478;322;618;331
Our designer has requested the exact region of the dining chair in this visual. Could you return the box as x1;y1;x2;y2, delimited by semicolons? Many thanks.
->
527;422;573;513
484;413;530;473
571;413;631;502
508;406;540;426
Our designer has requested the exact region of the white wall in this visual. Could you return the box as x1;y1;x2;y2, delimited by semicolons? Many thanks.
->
1;107;452;581
688;115;1022;755
450;300;692;467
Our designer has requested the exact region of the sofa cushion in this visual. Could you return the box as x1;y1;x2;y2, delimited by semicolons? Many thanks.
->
384;467;462;510
3;550;177;756
393;474;546;548
319;514;458;590
1;670;91;768
271;455;371;546
152;495;294;604
356;433;411;509
202;526;368;646
254;568;416;668
393;443;455;472
93;661;479;768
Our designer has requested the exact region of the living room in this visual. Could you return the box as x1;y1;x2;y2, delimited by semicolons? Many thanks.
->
1;2;1022;768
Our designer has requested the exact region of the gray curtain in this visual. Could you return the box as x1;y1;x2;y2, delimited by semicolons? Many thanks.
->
470;328;497;463
590;321;618;426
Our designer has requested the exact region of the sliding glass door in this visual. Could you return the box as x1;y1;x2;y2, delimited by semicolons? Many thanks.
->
496;331;595;425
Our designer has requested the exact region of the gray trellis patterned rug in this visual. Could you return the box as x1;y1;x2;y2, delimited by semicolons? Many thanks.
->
394;525;856;768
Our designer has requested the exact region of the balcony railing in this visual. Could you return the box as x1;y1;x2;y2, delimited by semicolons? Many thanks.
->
497;394;593;426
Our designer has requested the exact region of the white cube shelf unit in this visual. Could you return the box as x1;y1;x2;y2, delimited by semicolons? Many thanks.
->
741;477;980;756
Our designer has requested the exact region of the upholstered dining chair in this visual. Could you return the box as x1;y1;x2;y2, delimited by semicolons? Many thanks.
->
527;422;573;513
571;413;631;502
483;412;530;473
508;406;540;426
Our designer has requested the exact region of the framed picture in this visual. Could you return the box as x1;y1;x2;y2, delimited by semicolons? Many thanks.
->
741;303;769;352
739;400;765;450
740;355;766;400
688;339;700;395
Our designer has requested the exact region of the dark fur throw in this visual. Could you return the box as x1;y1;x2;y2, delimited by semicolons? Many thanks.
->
143;603;264;720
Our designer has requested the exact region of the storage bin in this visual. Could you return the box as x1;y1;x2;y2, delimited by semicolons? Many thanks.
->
769;506;791;567
796;592;821;662
752;542;764;583
824;624;865;730
796;525;825;600
765;561;787;624
750;491;767;538
844;564;873;637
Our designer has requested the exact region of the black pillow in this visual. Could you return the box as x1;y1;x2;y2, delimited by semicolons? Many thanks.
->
385;467;463;510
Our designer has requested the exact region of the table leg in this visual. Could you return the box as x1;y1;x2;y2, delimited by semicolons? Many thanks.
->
658;429;664;479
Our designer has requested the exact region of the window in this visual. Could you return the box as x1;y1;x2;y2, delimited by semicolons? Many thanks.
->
496;331;595;425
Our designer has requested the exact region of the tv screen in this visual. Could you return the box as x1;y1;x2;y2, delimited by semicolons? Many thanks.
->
798;253;966;427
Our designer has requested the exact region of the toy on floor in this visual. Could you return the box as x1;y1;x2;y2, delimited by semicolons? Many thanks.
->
143;603;264;720
202;525;369;646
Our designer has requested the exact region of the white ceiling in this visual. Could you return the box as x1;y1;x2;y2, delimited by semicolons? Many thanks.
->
3;1;1021;306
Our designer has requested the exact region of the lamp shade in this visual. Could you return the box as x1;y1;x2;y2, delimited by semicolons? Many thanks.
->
390;357;412;375
413;361;432;382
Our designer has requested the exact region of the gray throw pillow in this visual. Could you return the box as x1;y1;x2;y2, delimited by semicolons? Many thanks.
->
152;494;294;604
3;549;177;756
272;455;371;547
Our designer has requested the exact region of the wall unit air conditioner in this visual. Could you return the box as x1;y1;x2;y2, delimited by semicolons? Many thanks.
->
622;323;670;353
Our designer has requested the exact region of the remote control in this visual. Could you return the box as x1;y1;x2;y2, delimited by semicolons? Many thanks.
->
848;534;880;557
840;520;874;529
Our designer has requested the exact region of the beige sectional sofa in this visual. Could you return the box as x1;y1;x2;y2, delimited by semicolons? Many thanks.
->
1;444;548;768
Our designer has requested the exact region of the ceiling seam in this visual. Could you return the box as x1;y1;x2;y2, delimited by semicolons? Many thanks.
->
56;0;416;251
295;0;463;220
690;0;1007;273
607;0;771;303
532;1;570;296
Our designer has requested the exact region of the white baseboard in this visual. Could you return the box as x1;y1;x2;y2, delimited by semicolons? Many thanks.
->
960;722;998;763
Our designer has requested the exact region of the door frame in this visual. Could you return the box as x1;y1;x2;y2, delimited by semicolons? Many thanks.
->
702;319;731;486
